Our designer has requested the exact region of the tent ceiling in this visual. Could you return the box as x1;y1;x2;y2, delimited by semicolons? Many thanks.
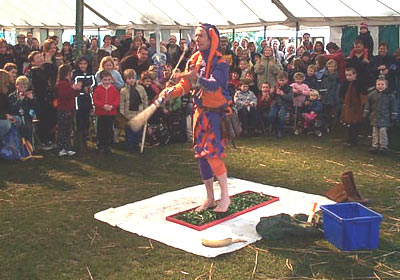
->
0;0;399;29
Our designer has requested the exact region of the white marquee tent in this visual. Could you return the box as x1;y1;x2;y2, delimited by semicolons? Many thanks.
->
0;0;399;30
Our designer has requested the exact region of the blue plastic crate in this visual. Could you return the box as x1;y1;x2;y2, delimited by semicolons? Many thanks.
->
320;202;383;251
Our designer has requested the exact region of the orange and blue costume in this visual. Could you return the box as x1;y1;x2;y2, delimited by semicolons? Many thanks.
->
167;24;231;180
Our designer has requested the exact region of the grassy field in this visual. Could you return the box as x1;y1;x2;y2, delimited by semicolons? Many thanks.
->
1;127;399;280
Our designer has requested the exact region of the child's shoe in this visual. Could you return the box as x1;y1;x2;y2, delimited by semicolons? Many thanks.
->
67;150;76;156
58;149;68;156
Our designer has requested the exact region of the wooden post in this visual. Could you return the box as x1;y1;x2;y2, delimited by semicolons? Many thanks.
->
75;0;84;59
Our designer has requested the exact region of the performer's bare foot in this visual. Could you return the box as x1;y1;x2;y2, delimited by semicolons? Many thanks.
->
214;197;231;213
195;199;217;212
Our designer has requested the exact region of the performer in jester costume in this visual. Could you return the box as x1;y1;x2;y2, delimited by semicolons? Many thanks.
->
158;23;232;212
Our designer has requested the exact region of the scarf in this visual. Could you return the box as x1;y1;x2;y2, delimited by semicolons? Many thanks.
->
129;85;142;111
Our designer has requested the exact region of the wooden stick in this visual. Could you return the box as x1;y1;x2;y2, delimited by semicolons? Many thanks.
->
140;122;147;153
372;251;399;260
250;245;371;254
194;273;207;280
208;262;214;280
251;249;258;279
86;266;94;280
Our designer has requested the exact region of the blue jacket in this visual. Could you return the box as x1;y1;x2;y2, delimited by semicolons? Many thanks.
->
320;71;340;105
304;98;322;114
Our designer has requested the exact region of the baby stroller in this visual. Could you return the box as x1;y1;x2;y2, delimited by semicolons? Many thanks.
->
146;109;171;146
146;119;170;146
294;112;323;137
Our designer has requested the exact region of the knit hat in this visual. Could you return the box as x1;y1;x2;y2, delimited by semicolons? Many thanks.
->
360;22;368;30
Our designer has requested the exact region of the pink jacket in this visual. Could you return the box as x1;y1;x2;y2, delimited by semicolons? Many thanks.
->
290;83;310;107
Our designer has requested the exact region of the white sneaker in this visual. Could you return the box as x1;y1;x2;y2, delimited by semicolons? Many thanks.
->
67;150;76;156
58;149;68;156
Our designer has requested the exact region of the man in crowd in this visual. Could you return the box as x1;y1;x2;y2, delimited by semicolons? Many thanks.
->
120;45;150;77
166;35;182;67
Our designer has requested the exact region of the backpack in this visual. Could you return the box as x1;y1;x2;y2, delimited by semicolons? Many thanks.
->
0;125;43;161
0;125;24;160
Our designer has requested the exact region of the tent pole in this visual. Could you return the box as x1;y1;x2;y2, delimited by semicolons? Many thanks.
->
232;28;235;42
97;28;100;46
156;25;160;55
75;0;84;59
295;21;299;50
179;29;182;40
264;25;267;39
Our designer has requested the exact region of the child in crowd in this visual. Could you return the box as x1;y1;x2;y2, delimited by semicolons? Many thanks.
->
349;22;373;62
244;71;258;96
93;70;120;153
340;67;363;147
56;64;82;156
320;59;341;132
95;56;124;91
120;69;148;152
7;76;36;143
287;58;306;83
302;89;322;133
234;79;258;135
234;46;243;68
257;82;272;132
73;56;96;151
301;51;311;70
112;57;121;73
238;59;251;79
363;78;398;154
268;72;293;138
291;72;310;124
95;56;123;143
290;72;310;111
305;64;318;89
147;66;162;96
315;55;328;86
228;68;241;97
140;71;157;103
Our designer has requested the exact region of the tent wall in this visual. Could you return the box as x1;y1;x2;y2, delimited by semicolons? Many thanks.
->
379;25;400;55
331;24;399;56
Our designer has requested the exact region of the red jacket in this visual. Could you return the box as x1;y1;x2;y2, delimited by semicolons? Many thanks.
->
57;79;76;111
93;84;120;116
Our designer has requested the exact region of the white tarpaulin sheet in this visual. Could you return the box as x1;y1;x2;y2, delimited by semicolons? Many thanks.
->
94;178;335;257
1;0;399;29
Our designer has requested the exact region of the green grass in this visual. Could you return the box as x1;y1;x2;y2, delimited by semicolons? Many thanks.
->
1;127;399;280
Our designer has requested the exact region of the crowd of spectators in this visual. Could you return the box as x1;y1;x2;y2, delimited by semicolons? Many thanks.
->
0;22;399;160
